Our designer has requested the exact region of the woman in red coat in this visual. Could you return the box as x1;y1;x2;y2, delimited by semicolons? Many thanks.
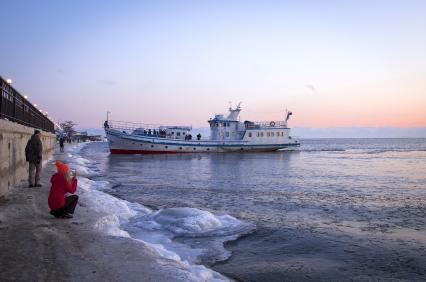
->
48;161;78;218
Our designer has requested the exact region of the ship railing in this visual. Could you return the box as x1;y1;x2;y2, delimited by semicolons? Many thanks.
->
245;120;287;129
106;120;167;131
106;120;198;139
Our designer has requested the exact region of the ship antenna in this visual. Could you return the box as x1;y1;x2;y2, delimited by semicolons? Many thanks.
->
284;108;287;127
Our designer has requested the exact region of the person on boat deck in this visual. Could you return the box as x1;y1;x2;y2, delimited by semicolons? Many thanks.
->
48;161;78;219
197;133;201;140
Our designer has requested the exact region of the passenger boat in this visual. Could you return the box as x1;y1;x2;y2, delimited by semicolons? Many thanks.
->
104;104;300;154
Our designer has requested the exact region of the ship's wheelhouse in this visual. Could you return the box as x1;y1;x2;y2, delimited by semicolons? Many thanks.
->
208;115;243;141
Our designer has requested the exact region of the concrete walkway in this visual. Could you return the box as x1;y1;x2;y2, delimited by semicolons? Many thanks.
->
0;145;206;282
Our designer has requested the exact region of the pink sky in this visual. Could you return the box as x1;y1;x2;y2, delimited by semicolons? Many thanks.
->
1;1;425;129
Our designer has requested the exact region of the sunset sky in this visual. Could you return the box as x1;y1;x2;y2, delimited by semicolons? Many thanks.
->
1;0;425;128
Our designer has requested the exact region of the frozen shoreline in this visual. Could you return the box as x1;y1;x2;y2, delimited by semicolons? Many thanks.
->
0;143;229;281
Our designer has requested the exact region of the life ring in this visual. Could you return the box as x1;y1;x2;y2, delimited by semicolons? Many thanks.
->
270;121;276;127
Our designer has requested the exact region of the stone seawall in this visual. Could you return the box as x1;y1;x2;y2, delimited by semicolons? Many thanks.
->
0;119;56;196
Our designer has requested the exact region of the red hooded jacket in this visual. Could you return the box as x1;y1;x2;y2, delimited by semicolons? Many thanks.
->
48;173;78;210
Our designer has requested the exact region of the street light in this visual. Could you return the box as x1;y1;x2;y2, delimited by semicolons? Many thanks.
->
6;78;12;84
24;96;28;99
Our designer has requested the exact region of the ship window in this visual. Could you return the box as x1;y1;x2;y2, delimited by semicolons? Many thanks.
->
260;132;264;137
207;148;210;151
271;132;274;137
225;132;229;137
193;148;196;150
171;132;174;135
282;132;284;136
179;147;183;150
277;132;280;136
267;132;270;137
165;146;168;148
177;132;181;136
248;132;252;137
182;132;185;135
151;145;154;148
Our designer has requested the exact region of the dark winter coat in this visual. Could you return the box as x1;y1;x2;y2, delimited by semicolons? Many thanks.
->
25;134;43;163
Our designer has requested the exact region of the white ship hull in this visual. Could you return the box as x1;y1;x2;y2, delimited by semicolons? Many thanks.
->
106;128;299;154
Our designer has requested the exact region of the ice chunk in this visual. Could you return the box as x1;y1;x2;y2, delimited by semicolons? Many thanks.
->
148;207;254;237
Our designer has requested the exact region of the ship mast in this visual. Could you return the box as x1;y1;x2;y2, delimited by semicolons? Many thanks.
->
227;102;242;121
284;109;292;128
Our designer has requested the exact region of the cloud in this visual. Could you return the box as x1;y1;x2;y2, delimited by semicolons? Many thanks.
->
305;84;317;93
56;68;65;75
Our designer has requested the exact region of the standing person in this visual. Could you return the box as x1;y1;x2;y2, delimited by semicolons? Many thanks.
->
59;137;65;152
25;129;43;187
48;161;78;219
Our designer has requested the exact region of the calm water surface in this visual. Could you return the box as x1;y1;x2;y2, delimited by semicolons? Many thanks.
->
83;138;426;281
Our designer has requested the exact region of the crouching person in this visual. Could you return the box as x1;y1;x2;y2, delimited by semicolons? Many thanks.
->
48;161;78;219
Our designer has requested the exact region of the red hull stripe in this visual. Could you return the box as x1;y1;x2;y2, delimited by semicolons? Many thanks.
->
110;149;191;154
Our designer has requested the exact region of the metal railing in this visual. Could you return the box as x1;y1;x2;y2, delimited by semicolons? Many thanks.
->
105;120;205;140
106;120;192;131
0;76;55;133
246;120;287;129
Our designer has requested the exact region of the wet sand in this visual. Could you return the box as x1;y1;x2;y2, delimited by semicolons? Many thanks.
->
0;147;212;282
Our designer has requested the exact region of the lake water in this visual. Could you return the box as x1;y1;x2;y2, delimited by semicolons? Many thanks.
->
80;138;426;281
